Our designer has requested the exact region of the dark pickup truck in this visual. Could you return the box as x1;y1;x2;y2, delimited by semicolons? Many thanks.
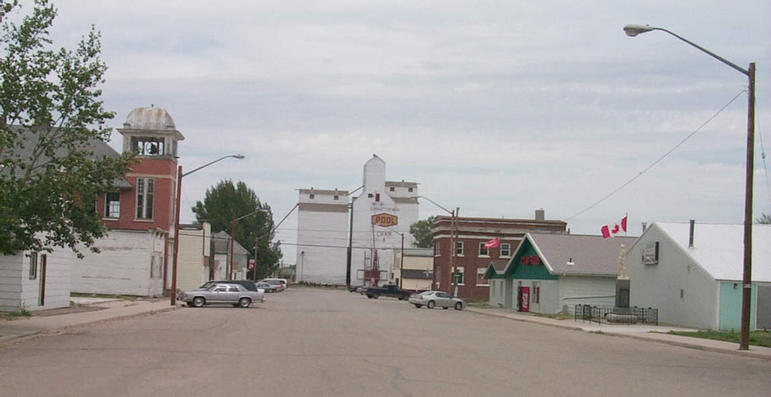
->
366;284;410;300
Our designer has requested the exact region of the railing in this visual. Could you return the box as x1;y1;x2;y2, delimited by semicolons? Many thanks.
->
574;305;658;326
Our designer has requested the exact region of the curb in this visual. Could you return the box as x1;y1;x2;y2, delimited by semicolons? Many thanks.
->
466;308;770;361
0;305;178;349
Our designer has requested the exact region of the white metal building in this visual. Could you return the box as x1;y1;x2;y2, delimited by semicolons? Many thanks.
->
627;221;771;330
296;155;419;285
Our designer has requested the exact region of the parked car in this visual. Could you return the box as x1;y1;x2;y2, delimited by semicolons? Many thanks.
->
256;281;279;293
263;278;288;289
260;279;285;292
409;291;465;310
366;284;410;300
181;283;264;308
199;280;259;292
348;285;362;293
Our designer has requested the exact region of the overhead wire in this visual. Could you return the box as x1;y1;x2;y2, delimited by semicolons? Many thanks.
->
566;89;747;221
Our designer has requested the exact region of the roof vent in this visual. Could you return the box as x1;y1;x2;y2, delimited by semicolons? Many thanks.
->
566;257;575;266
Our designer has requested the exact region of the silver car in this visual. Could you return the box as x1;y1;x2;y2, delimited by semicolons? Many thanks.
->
181;283;264;308
409;291;465;310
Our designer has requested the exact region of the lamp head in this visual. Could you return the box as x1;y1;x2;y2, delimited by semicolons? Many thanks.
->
233;154;245;159
623;24;653;37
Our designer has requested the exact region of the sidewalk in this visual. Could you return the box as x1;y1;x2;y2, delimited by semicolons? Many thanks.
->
0;298;178;348
466;307;771;360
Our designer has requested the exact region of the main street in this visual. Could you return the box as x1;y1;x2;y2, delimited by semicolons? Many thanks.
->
1;288;769;396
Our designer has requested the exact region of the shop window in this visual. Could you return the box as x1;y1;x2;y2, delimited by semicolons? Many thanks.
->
28;252;38;280
478;242;489;257
136;178;154;219
476;267;489;286
105;192;120;218
500;243;511;257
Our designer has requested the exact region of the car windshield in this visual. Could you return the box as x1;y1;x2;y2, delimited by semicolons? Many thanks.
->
199;281;215;289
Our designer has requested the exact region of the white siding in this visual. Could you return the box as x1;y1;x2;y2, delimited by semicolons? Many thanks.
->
1;250;73;312
71;229;165;296
558;276;616;314
177;225;211;291
0;254;23;311
627;224;719;329
296;206;349;284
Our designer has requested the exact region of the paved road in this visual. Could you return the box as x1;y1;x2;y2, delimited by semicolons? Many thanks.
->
1;288;769;397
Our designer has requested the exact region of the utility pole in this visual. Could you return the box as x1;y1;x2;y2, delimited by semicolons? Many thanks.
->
399;232;404;289
451;208;459;297
346;201;353;287
252;236;258;282
229;219;236;280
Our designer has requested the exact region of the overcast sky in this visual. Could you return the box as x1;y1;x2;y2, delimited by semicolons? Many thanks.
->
36;0;771;261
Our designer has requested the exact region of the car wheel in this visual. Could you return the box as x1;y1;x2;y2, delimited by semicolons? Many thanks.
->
192;297;205;307
455;302;463;311
238;298;251;308
427;300;435;309
414;304;422;308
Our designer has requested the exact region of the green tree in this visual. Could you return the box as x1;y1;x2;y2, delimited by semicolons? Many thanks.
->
757;213;771;224
192;179;282;279
410;216;435;248
0;0;133;256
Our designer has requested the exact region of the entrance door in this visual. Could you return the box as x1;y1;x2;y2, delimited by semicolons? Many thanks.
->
530;282;540;313
520;286;530;312
39;254;47;307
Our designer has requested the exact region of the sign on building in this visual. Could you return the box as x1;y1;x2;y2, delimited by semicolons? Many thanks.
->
371;213;398;227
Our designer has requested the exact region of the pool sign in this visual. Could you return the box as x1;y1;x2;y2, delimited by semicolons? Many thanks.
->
371;213;398;227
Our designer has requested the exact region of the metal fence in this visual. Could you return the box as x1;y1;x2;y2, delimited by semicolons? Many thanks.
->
574;304;658;325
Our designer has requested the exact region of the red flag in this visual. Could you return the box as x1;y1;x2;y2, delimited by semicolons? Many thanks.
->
601;216;628;239
483;237;500;248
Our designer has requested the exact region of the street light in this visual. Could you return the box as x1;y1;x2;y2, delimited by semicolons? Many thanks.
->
624;24;756;350
169;154;245;306
228;208;269;281
418;196;460;296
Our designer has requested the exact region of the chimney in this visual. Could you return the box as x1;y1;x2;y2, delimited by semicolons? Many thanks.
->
641;222;647;232
688;219;695;248
535;208;545;221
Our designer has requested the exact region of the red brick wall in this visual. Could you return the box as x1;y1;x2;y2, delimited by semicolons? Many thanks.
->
96;157;178;232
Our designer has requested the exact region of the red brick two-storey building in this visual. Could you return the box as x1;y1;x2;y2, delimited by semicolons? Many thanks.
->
432;210;567;300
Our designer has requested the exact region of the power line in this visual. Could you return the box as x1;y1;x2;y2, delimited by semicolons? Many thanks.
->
567;89;747;221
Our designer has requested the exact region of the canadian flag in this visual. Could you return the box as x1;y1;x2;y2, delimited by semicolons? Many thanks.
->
600;216;628;239
483;237;500;249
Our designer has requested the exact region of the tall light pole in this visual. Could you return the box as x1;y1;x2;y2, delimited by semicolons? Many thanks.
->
169;154;244;306
228;208;269;281
623;24;756;350
417;196;459;296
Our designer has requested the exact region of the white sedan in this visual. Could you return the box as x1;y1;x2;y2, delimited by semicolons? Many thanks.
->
408;291;465;310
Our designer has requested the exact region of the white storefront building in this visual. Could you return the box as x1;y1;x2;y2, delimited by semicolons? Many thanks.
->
296;155;419;285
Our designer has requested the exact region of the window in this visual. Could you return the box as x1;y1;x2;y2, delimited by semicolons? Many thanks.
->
309;193;315;199
333;195;338;200
375;193;380;202
477;267;489;286
478;242;489;257
28;252;38;280
389;186;395;192
434;241;440;256
455;241;464;256
228;286;240;292
452;266;464;285
131;137;165;156
368;193;373;198
105;192;120;218
214;286;227;292
136;178;154;219
500;243;511;257
408;187;413;192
